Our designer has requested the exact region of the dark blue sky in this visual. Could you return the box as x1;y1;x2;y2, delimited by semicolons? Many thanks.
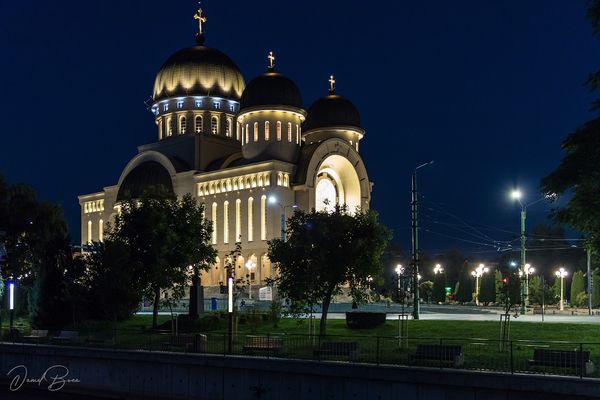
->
1;1;598;258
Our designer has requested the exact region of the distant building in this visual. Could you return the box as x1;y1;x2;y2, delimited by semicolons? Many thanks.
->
78;8;371;291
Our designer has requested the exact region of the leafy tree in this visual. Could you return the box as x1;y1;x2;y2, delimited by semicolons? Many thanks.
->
570;271;585;307
541;0;600;259
431;272;446;303
268;206;391;335
454;262;473;303
419;280;433;303
479;268;496;305
111;188;216;328
528;275;542;305
494;269;503;303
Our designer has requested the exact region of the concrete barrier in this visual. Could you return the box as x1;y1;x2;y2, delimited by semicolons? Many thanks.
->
1;343;600;399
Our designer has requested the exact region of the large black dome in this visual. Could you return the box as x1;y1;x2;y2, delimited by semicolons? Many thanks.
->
240;71;303;110
303;94;361;132
117;161;173;201
153;45;245;102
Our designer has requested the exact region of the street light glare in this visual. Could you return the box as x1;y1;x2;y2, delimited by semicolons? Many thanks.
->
511;190;522;200
268;196;277;204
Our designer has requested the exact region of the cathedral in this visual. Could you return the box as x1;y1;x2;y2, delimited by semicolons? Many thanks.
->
78;8;371;293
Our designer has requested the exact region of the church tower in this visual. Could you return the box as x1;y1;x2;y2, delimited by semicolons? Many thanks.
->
237;52;306;162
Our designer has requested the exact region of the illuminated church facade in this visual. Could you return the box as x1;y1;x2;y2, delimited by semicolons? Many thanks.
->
78;9;371;291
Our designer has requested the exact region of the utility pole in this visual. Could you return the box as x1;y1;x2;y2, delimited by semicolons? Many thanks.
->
411;161;433;320
520;207;527;315
588;248;592;315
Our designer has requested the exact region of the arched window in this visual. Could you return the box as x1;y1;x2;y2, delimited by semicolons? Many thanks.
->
166;117;172;136
236;199;241;242
254;122;259;142
223;201;229;244
180;116;186;134
158;118;163;139
212;202;218;244
236;122;241;141
287;122;292;142
247;197;254;242
226;118;232;137
265;121;270;141
276;121;282;141
245;124;249;144
195;115;203;133
87;220;92;244
99;219;104;242
211;116;219;134
261;195;267;241
296;124;299;144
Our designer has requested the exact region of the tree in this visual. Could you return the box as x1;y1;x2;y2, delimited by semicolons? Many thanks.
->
454;262;473;303
419;281;433;303
494;269;503;303
431;272;446;303
570;271;585;308
528;276;542;305
592;268;600;307
541;0;600;260
111;188;216;328
479;268;496;305
268;206;390;336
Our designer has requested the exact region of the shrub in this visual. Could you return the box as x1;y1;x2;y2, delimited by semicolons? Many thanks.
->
345;312;386;329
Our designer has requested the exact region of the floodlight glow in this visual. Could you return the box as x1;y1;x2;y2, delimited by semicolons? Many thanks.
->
268;196;277;204
511;190;522;200
228;277;233;313
395;264;404;275
9;282;14;311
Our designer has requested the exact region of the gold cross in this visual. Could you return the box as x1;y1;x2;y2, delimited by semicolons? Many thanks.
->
329;75;336;94
268;51;275;70
194;7;207;35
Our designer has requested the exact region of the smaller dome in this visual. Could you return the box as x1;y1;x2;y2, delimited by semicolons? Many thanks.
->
304;94;361;132
117;161;173;201
240;71;303;110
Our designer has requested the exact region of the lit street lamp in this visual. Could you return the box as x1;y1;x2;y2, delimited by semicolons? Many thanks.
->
433;264;444;275
245;260;256;299
555;267;568;311
395;264;405;314
471;264;489;306
268;196;298;241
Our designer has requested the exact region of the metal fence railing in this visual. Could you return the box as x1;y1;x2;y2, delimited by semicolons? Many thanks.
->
2;329;599;379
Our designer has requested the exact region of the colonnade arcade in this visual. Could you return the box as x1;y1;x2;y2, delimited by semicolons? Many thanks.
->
200;253;272;286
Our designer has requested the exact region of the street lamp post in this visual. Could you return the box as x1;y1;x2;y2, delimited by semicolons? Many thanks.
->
8;281;15;331
555;267;568;311
520;263;534;307
471;264;489;306
395;264;405;314
268;196;298;241
412;160;433;320
245;260;256;299
434;264;443;275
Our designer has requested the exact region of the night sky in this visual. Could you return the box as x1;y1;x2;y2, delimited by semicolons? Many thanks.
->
1;1;598;259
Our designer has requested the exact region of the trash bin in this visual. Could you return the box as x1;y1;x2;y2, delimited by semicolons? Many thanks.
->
211;297;217;311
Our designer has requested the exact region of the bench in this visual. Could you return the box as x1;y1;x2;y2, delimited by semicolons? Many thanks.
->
411;344;464;367
22;330;49;343
314;341;360;361
161;335;207;353
242;335;283;355
527;349;594;375
52;331;79;344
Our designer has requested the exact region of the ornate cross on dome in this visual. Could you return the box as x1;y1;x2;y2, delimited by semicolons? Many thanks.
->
329;75;336;94
268;51;275;71
194;6;207;35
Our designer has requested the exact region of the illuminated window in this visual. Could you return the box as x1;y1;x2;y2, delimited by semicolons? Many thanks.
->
261;195;266;241
99;219;104;242
248;197;254;242
87;220;93;244
195;115;203;133
158;118;163;139
236;199;241;242
277;121;281;141
229;104;235;112
163;103;169;112
237;122;241;141
180;116;186;134
166;117;172;136
211;116;218;134
245;124;249;143
265;121;270;141
212;202;218;244
296;124;299;144
287;122;292;142
195;99;202;107
254;122;259;142
213;101;221;109
226;118;232;137
223;201;229;244
176;100;184;109
316;177;336;212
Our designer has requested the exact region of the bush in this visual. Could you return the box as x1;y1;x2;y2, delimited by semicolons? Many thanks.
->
345;312;386;329
575;292;589;308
